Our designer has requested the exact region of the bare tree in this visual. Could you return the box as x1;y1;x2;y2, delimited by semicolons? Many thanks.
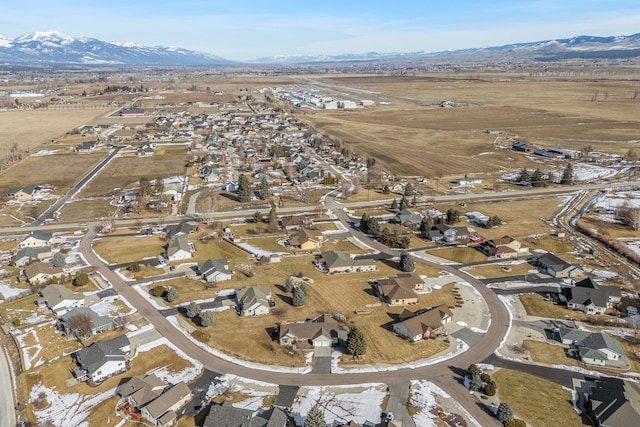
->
64;312;94;343
197;191;218;225
295;185;310;203
113;314;130;330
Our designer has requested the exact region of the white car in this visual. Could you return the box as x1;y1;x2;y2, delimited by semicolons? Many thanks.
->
385;412;394;422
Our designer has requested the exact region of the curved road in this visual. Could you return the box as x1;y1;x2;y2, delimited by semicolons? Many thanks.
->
81;195;508;425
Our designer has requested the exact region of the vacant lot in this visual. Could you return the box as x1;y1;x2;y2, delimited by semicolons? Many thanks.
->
493;368;585;427
0;109;110;150
93;232;166;264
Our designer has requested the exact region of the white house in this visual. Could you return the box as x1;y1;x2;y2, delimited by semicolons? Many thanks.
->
197;259;232;283
236;285;272;316
18;231;53;248
72;335;130;383
166;239;192;261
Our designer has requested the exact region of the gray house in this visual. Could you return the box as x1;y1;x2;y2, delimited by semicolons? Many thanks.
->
198;258;232;283
60;307;113;338
561;278;621;315
557;328;626;366
72;335;130;383
13;246;52;266
536;252;582;278
204;401;288;427
575;377;640;427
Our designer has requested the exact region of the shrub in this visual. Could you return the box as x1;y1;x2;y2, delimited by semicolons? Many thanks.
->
128;262;141;272
201;311;214;327
186;302;202;319
496;402;514;423
484;383;496;396
480;373;491;383
166;287;179;302
504;419;526;427
191;330;209;342
467;364;481;377
153;285;167;297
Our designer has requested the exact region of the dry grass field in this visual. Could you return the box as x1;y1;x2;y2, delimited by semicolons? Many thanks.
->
0;109;110;149
93;232;166;264
492;368;585;427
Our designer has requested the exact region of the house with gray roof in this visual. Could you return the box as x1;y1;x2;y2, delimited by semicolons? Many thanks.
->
13;246;52;266
236;285;272;316
561;278;621;315
166;238;192;261
198;258;232;283
72;335;130;383
120;373;167;408
575;377;640;427
18;231;53;248
164;222;196;240
37;284;99;315
536;252;583;278
203;401;288;427
316;250;377;274
395;209;423;226
278;314;349;348
557;327;626;366
59;307;113;338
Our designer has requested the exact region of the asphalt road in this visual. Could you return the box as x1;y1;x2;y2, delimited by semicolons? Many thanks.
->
0;348;16;427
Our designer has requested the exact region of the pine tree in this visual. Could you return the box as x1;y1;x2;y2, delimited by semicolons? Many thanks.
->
560;163;574;185
346;327;367;358
404;182;414;196
467;364;481;377
517;168;531;184
200;311;214;327
304;403;325;427
52;251;66;267
166;287;179;302
391;199;399;210
292;286;306;306
259;175;271;199
253;211;263;224
399;196;409;210
446;208;460;224
496;402;514;423
382;184;390;194
238;174;252;202
186;302;202;319
398;251;415;272
469;374;482;391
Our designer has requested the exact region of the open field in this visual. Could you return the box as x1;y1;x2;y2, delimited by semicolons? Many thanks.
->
425;246;488;264
93;232;166;264
0;109;110;149
492;368;585;427
58;198;114;222
519;293;591;320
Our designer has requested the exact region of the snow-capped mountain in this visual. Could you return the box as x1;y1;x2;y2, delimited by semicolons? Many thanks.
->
249;33;640;64
0;30;232;66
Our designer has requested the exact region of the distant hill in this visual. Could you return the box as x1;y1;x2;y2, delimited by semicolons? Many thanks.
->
0;31;233;66
249;33;640;64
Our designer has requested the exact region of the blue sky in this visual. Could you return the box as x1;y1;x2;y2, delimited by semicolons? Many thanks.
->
2;1;639;60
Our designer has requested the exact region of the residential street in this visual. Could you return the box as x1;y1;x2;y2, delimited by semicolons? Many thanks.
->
0;347;16;427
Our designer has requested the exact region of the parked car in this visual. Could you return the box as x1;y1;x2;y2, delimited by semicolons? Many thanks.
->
385;412;394;422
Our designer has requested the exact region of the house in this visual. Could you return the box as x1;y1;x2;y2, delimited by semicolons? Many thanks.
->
197;258;232;283
375;273;425;306
561;278;621;315
59;307;113;338
465;211;491;228
483;236;529;259
7;185;43;201
455;177;482;186
278;314;349;348
574;377;640;427
137;143;155;156
24;262;64;286
317;251;377;274
75;140;97;153
280;215;312;230
557;328;626;366
512;141;534;153
427;224;478;244
222;181;237;192
236;285;273;316
395;209;423;226
120;373;167;408
536;252;583;278
288;228;324;251
203;401;288;427
13;246;52;266
72;335;130;383
164;222;196;240
120;107;145;117
392;305;453;342
140;382;192;427
37;284;98;314
166;238;192;261
18;231;53;248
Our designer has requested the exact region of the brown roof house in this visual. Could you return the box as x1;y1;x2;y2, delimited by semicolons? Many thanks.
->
288;228;324;251
139;382;192;427
482;235;529;259
316;250;377;274
24;262;64;286
278;314;349;348
375;273;425;306
392;305;453;342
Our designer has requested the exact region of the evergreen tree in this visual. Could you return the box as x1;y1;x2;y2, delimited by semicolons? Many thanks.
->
259;175;271;199
359;213;370;233
531;168;545;187
346;327;367;358
404;182;414;196
153;285;167;297
382;184;390;194
467;364;481;377
496;402;514;423
186;302;202;319
268;202;278;228
74;272;89;287
446;208;460;224
469;374;483;392
299;283;309;297
166;287;179;302
200;311;214;327
391;199;399;210
304;403;325;427
399;196;409;210
238;174;252;202
560;163;574;185
52;251;66;267
398;251;415;272
517;168;531;184
253;211;263;224
292;286;306;306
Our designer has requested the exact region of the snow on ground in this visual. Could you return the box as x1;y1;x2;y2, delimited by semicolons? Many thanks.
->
32;149;59;156
572;163;619;181
624;241;640;257
30;382;115;427
15;326;44;370
290;384;387;427
495;295;515;354
410;380;480;427
592;190;640;210
135;336;202;383
204;374;278;411
0;281;30;300
89;295;136;317
236;242;286;257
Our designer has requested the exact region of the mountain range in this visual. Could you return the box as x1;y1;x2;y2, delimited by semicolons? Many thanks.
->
1;30;640;67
